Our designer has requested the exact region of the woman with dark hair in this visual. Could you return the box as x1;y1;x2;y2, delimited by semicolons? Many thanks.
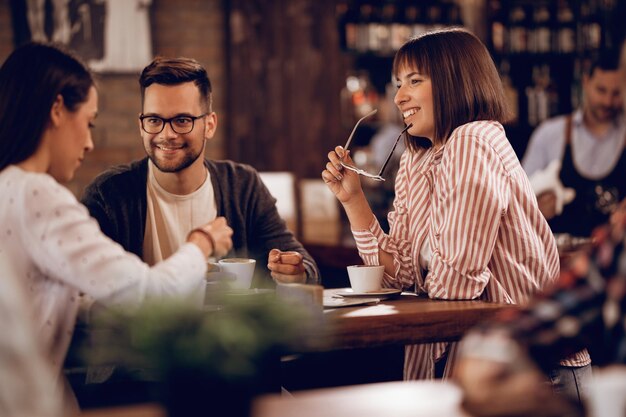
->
323;28;565;382
0;43;233;412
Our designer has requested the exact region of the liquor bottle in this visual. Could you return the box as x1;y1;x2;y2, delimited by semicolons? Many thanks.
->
509;5;528;53
447;2;463;26
530;4;551;53
490;0;508;54
500;60;519;124
356;3;373;53
426;1;444;32
580;2;602;51
378;2;396;55
391;2;409;51
367;3;382;53
556;0;576;54
571;58;584;110
337;2;353;51
405;4;426;39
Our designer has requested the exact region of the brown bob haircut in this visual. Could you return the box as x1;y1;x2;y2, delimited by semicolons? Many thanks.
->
393;28;510;150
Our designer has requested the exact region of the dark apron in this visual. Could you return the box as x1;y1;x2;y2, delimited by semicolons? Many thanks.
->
548;114;626;237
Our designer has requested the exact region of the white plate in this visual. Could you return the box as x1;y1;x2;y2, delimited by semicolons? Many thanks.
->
323;296;382;308
336;288;402;298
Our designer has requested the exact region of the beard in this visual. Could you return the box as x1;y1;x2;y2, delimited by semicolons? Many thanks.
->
590;105;621;123
146;142;204;173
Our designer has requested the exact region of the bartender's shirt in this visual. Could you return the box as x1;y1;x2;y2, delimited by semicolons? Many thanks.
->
522;109;626;179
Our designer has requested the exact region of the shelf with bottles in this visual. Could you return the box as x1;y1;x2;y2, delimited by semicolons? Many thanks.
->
488;0;617;157
336;0;463;58
489;0;608;56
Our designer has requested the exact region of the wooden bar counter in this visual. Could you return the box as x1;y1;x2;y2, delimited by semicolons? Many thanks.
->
317;289;511;350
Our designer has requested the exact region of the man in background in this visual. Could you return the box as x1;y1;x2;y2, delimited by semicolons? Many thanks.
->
82;56;319;287
522;49;626;237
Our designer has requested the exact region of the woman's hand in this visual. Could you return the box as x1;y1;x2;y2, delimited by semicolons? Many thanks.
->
321;146;364;205
267;249;306;284
187;217;233;258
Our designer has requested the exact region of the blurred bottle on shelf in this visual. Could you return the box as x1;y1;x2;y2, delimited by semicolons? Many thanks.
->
377;2;396;55
390;2;409;51
339;2;358;51
340;72;379;128
490;0;508;53
447;2;464;27
500;60;519;124
571;57;584;110
509;5;528;53
579;2;602;51
367;3;382;52
556;0;576;53
356;3;373;53
404;4;427;39
529;4;552;53
426;1;445;32
526;65;558;126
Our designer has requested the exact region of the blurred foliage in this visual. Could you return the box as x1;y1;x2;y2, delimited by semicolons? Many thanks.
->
83;293;323;383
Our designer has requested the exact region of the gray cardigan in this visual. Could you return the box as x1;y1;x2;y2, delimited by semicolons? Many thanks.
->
81;158;319;287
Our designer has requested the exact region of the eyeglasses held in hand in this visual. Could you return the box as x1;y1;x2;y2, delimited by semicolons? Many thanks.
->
139;113;207;134
340;109;412;182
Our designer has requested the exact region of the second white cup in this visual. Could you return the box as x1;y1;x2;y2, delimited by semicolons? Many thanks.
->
218;258;256;289
347;265;384;293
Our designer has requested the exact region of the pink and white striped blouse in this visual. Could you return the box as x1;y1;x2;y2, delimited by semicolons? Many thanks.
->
352;120;589;379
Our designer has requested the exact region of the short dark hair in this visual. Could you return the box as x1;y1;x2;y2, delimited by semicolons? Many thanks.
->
0;42;94;171
139;57;212;112
587;49;621;77
393;28;510;149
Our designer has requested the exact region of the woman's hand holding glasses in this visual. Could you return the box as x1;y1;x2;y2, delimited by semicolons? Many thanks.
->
322;145;365;206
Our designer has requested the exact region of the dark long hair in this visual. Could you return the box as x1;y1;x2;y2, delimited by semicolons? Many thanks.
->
0;42;94;171
393;28;510;150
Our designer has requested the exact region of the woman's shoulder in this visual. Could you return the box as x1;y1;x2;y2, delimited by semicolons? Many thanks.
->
446;121;518;168
450;120;505;142
1;166;75;203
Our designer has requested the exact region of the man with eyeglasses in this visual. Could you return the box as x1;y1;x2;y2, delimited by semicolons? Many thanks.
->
82;56;319;288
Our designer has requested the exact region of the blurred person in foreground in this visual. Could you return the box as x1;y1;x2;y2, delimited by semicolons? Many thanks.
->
457;200;626;416
0;42;232;413
322;28;564;382
81;56;318;287
0;268;61;417
522;50;626;237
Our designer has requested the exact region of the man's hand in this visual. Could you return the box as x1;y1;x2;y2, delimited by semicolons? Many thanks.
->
267;249;306;284
537;191;558;220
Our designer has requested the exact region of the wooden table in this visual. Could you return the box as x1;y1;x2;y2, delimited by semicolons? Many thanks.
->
82;381;470;417
253;381;471;417
317;289;510;350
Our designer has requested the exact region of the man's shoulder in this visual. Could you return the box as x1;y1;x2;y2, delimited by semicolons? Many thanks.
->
87;158;149;192
207;159;262;187
531;115;569;142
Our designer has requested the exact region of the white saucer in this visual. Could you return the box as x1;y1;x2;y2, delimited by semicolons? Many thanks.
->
323;296;382;308
336;288;402;298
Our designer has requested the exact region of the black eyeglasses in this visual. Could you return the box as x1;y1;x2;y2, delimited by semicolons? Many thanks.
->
139;113;207;134
341;109;412;182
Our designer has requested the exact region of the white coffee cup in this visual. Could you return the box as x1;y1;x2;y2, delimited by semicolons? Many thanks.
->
218;258;256;289
347;265;384;293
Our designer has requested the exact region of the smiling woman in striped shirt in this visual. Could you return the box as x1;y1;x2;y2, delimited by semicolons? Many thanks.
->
322;28;573;382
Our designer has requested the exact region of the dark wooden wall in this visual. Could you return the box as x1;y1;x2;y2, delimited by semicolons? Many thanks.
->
226;0;348;178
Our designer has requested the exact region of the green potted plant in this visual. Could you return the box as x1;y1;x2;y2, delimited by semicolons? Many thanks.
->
84;293;321;417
